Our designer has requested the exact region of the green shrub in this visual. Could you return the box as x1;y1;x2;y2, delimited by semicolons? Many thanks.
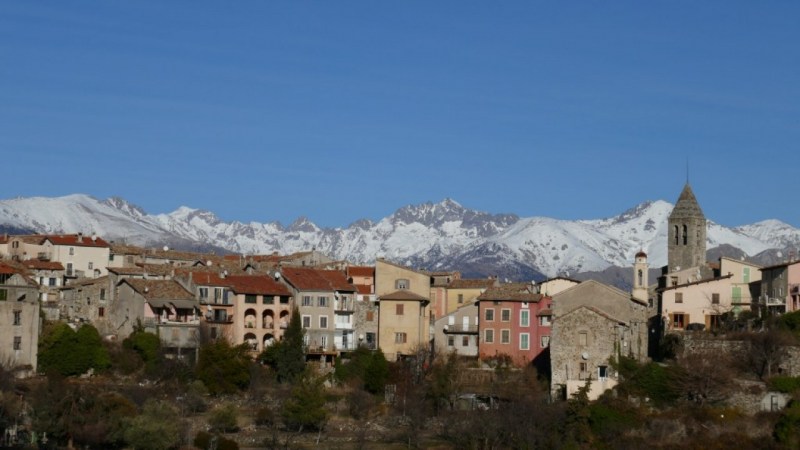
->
209;403;239;433
768;376;800;394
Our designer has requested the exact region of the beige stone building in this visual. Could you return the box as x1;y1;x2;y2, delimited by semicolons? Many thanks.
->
433;302;479;357
444;278;497;314
551;279;649;401
0;263;40;376
2;234;111;279
378;290;430;361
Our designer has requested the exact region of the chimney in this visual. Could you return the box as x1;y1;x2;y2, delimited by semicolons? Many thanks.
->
77;232;83;243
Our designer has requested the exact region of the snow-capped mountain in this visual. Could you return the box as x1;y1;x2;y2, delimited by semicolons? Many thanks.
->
1;194;798;280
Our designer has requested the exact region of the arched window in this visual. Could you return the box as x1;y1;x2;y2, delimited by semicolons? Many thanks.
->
637;269;643;287
682;224;688;245
674;225;679;245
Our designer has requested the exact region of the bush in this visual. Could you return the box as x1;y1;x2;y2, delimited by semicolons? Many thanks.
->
209;403;239;433
768;376;800;394
194;431;240;450
123;330;162;372
38;323;111;376
255;406;275;426
196;339;252;395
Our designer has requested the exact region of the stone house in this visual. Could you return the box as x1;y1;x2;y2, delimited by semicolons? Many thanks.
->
550;279;649;401
760;259;800;314
0;263;40;376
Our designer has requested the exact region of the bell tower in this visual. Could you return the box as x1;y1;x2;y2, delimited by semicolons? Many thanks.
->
632;250;649;303
667;183;707;273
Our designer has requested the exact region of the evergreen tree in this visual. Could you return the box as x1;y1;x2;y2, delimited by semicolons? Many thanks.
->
260;307;306;383
196;339;252;395
281;370;328;432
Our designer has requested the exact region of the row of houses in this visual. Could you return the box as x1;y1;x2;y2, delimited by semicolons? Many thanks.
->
1;183;798;400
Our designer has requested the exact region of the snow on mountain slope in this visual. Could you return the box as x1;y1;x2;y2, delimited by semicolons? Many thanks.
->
0;194;798;279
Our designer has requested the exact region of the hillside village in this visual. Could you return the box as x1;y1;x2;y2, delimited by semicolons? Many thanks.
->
3;183;800;449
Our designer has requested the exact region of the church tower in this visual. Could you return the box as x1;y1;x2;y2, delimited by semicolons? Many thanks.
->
667;183;707;273
632;250;649;303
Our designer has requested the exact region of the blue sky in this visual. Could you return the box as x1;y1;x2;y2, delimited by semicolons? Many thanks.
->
2;2;799;228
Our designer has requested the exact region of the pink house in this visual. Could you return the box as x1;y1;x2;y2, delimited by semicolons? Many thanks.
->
477;283;552;368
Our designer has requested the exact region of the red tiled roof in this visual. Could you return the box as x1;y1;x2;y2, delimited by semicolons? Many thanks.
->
347;266;375;278
280;267;356;292
44;234;110;248
355;284;372;295
21;260;64;271
181;270;232;287
226;275;291;296
0;263;18;275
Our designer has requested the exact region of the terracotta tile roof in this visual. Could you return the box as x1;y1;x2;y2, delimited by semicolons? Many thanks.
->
70;275;110;288
347;266;375;278
226;275;291;296
760;260;800;271
477;284;545;303
447;278;497;290
280;267;356;292
122;279;195;301
0;262;18;275
43;234;110;248
379;289;429;302
355;285;373;295
537;309;552;316
21;260;64;271
180;270;232;287
0;235;8;245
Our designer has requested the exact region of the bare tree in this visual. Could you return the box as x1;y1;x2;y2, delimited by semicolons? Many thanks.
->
745;329;794;379
675;350;734;405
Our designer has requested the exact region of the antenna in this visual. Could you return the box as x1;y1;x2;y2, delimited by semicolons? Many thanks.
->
686;158;690;184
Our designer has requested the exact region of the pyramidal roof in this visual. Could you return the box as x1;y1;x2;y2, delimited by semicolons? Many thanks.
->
670;183;705;219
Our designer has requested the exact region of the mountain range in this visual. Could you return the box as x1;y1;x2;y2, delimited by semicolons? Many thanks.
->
2;194;799;286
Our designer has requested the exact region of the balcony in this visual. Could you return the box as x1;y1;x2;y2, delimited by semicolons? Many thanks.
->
443;324;479;334
334;299;355;312
767;297;786;306
206;315;233;324
144;317;200;326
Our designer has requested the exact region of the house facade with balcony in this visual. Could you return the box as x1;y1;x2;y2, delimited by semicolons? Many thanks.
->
476;283;551;368
2;234;111;279
760;260;800;314
114;279;200;353
279;267;353;356
433;302;479;357
223;275;293;353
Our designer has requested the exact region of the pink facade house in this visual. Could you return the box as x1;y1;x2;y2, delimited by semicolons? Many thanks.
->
477;283;552;369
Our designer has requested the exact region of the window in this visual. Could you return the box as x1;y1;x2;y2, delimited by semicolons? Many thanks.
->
682;224;688;245
675;292;683;303
712;293;720;305
501;329;510;344
638;269;643;287
98;307;105;317
13;310;21;326
67;263;73;276
319;316;328;329
520;310;530;327
199;287;208;299
462;336;469;347
320;335;328;349
395;332;407;344
49;277;57;286
709;314;722;330
520;333;530;350
100;288;106;300
673;225;679;245
539;315;551;326
598;365;608;380
671;277;678;287
448;336;454;347
302;315;311;328
396;304;404;315
672;313;686;329
485;308;494;321
484;329;494;343
458;294;464;304
13;337;21;351
88;262;93;270
109;254;114;261
69;247;74;255
318;296;329;307
395;279;409;290
579;362;588;373
579;331;588;347
366;311;374;321
302;296;313;307
540;336;550;348
0;289;7;301
501;309;511;322
245;294;257;304
263;295;274;304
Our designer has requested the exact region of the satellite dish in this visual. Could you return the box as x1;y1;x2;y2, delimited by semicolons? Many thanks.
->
581;352;589;360
163;246;169;252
